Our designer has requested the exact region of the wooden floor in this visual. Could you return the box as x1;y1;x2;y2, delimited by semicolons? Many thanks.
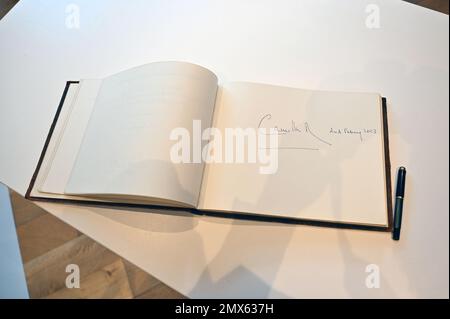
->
9;190;185;299
407;0;449;14
1;0;447;299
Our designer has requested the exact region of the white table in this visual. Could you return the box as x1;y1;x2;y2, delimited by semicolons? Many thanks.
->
0;183;29;298
1;0;448;298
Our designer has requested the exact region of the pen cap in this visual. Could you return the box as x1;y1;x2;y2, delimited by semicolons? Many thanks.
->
395;167;407;197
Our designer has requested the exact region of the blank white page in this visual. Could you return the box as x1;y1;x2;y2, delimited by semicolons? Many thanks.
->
38;80;102;194
199;82;388;226
65;62;218;207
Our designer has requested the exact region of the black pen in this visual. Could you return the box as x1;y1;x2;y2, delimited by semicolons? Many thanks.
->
393;167;407;240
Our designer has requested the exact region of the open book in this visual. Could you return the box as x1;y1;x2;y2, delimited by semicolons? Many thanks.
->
27;61;392;230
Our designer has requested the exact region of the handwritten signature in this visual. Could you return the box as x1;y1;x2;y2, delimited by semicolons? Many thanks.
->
257;114;332;147
257;114;379;151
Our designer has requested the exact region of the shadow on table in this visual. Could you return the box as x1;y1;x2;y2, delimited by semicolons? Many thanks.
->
320;58;449;297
